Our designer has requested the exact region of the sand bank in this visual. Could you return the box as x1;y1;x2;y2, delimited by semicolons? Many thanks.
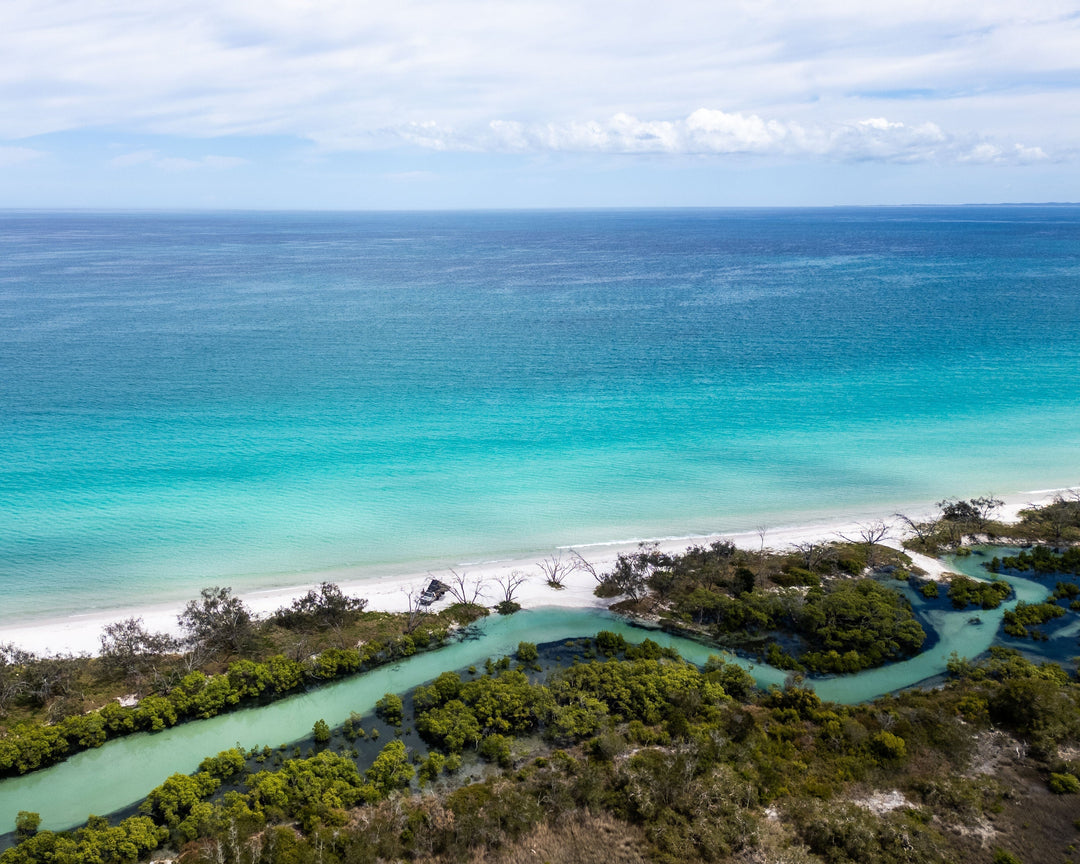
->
2;488;1072;657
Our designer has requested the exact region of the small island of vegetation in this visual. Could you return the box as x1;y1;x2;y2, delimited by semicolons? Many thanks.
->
591;537;925;674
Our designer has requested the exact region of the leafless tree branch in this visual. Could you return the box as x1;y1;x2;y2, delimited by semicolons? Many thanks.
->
568;549;602;584
443;569;488;606
838;520;892;569
894;512;939;544
790;540;834;571
537;551;580;588
402;584;429;634
494;570;529;604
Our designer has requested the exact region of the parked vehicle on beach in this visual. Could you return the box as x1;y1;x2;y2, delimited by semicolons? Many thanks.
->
419;579;451;606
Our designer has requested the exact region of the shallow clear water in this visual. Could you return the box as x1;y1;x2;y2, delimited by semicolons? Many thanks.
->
2;207;1080;622
810;551;1049;702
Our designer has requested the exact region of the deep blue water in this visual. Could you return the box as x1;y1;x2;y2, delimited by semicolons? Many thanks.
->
2;207;1079;622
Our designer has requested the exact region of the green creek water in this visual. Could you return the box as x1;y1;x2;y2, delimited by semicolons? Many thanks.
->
0;552;1059;832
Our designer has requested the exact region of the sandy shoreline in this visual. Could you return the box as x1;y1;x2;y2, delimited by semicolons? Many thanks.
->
2;488;1072;657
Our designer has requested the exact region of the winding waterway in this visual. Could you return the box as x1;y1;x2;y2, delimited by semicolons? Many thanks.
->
0;552;1062;833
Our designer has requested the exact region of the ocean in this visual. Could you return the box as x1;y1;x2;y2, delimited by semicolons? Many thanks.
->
1;207;1078;623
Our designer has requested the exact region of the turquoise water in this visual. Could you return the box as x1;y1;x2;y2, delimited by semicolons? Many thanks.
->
2;208;1080;623
811;551;1049;702
0;560;1063;832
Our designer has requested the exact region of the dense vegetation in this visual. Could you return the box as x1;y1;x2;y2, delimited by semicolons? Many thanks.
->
991;546;1080;577
0;584;486;778
1001;602;1067;640
902;494;1080;555
595;539;926;674
943;575;1013;610
6;637;1080;864
1011;496;1080;544
5;495;1080;863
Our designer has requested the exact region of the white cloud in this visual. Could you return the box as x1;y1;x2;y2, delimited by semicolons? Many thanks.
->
685;109;785;151
959;143;1004;163
0;0;1075;166
958;141;1050;164
1014;144;1049;163
361;110;1045;165
857;118;907;132
110;150;248;171
0;145;44;166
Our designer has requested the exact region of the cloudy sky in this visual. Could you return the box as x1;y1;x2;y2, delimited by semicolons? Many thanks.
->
1;0;1078;208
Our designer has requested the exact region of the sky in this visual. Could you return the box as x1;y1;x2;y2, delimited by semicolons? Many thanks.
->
1;0;1078;208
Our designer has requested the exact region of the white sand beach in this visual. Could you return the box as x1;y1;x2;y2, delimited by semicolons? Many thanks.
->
2;488;1072;658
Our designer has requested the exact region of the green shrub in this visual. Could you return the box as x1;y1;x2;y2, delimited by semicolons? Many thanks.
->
479;733;513;767
956;695;988;722
772;567;821;587
1049;772;1080;794
766;642;804;671
870;731;907;763
375;693;404;726
595;630;627;656
198;748;247;780
1003;601;1066;639
3;815;166;864
799;580;926;673
516;641;539;663
417;752;446;785
703;655;757;701
947;575;1011;609
365;740;414;794
15;811;40;842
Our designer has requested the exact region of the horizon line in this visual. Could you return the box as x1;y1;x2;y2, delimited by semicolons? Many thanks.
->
1;201;1078;215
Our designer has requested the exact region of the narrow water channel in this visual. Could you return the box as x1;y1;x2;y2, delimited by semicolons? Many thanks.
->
0;551;1062;832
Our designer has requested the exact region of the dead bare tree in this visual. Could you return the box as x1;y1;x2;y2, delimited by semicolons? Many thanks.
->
894;512;940;545
754;526;772;588
443;569;488;606
537;551;579;588
284;633;318;664
791;540;834;571
839;520;892;570
493;570;529;611
402;584;430;634
568;549;602;584
172;638;214;678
